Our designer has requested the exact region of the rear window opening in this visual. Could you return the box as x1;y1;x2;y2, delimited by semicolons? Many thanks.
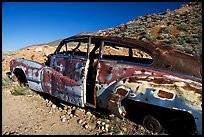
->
101;41;153;65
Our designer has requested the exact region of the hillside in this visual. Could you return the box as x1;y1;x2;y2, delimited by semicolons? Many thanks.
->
94;2;202;56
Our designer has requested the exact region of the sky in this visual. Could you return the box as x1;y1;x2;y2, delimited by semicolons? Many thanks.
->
2;2;189;52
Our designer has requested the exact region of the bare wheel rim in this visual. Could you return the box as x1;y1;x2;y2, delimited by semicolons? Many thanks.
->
143;114;163;133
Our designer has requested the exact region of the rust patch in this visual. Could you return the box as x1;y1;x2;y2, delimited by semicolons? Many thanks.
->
182;84;202;95
116;88;129;96
151;78;174;84
157;90;174;99
128;76;174;84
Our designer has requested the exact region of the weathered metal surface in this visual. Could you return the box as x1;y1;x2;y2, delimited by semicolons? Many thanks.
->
10;58;45;91
50;56;86;84
41;67;84;107
9;35;202;135
96;73;202;134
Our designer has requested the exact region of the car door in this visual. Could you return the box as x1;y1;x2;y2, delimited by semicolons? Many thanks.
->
41;37;90;107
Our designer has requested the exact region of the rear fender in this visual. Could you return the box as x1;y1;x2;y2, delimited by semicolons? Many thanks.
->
98;74;202;134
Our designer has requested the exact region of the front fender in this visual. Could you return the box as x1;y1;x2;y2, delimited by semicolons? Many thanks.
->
10;58;46;91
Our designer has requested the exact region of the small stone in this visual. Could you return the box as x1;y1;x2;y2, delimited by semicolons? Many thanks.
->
121;127;127;132
52;104;56;109
86;111;92;117
97;121;101;125
101;126;105;131
61;117;66;122
109;114;115;118
81;121;86;125
63;106;68;110
78;119;83;124
60;115;66;118
105;127;109;132
72;106;76;111
34;47;42;52
102;122;106;126
84;123;89;129
74;109;85;119
59;107;62;111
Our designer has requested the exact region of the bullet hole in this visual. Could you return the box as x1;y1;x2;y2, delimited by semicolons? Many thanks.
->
164;64;172;68
130;93;136;97
108;67;113;73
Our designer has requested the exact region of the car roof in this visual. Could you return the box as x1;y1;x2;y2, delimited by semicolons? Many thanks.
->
61;34;201;79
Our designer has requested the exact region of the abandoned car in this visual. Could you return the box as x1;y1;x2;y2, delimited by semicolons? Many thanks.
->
9;35;202;135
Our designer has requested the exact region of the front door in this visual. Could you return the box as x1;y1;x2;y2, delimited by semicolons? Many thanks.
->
41;38;89;107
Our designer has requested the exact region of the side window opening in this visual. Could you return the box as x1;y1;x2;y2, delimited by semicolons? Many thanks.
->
56;40;88;57
102;42;153;65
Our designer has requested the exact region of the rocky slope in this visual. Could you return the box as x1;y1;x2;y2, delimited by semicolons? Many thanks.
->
87;2;202;56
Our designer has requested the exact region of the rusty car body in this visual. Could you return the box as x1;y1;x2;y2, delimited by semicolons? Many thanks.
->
9;35;202;135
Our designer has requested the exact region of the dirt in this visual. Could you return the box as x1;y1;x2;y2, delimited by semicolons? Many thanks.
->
2;88;98;135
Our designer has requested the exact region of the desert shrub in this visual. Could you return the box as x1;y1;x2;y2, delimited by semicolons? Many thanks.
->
177;23;189;32
2;76;13;89
10;85;30;96
158;26;172;34
184;47;194;55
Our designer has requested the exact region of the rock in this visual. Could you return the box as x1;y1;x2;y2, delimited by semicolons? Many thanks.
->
101;126;105;131
61;117;66;122
109;114;115;118
63;106;68;110
52;104;56;109
74;108;85;119
77;119;83;124
101;122;106;126
59;107;62;111
97;120;101;125
84;123;89;129
88;122;96;130
86;111;92;117
69;114;73;118
60;115;66;118
34;47;43;52
105;124;109;132
60;115;66;122
121;127;127;132
72;106;76;111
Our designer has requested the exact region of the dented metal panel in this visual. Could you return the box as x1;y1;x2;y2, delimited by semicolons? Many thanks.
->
41;67;85;107
10;58;45;91
96;72;202;133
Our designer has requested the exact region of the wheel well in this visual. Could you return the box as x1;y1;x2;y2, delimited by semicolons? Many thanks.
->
122;98;197;135
13;68;28;85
